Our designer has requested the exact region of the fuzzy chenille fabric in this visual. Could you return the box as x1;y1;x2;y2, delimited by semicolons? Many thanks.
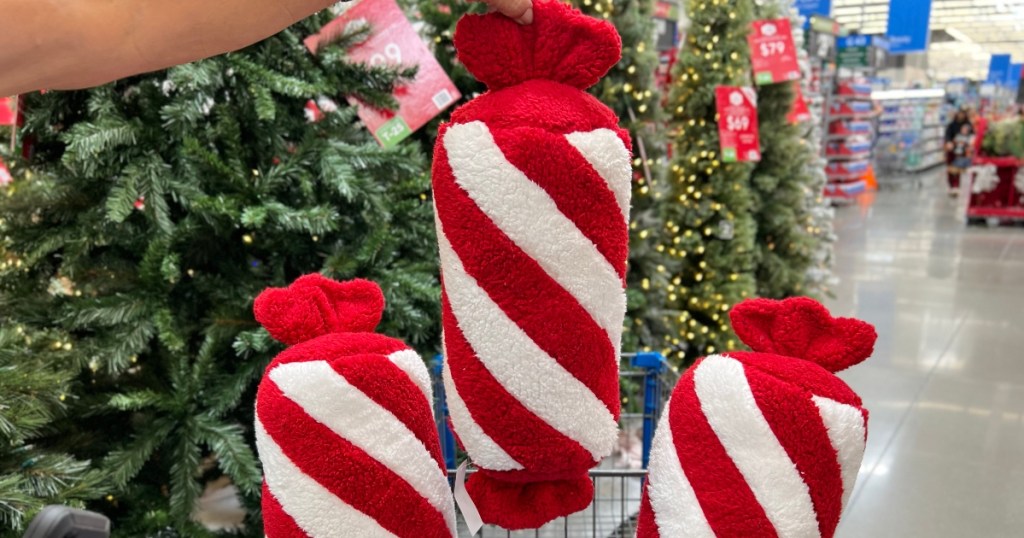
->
431;0;633;530
636;297;877;538
253;274;455;537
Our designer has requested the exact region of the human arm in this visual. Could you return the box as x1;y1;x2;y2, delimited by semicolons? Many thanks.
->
0;0;533;96
0;0;338;96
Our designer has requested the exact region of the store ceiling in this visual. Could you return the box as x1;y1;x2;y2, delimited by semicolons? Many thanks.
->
832;0;1024;81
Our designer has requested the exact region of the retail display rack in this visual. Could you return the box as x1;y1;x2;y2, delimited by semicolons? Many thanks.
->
873;88;947;180
824;81;875;199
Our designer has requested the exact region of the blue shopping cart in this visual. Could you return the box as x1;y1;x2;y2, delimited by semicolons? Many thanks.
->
430;352;679;537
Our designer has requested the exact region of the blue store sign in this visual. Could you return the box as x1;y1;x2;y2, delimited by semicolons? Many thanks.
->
1009;63;1023;90
988;54;1011;85
886;0;933;53
839;35;890;50
796;0;832;19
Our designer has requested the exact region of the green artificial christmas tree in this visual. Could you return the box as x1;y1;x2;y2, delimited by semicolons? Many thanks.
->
748;0;821;299
567;0;673;352
0;12;438;537
658;0;757;364
0;318;106;533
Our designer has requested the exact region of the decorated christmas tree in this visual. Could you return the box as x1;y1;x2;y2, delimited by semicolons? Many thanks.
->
658;0;758;364
0;320;106;532
568;0;672;352
0;12;438;536
748;0;821;299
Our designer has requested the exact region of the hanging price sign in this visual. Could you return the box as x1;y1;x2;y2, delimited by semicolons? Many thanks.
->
715;86;760;163
0;96;20;126
748;19;801;85
787;83;811;124
305;0;461;148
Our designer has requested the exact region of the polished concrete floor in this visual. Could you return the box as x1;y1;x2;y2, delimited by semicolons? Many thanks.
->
830;174;1024;537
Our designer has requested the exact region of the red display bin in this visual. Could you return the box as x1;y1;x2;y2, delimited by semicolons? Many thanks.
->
962;156;1024;224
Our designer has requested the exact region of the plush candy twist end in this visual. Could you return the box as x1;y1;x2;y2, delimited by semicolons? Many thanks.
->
454;0;621;91
254;274;385;345
729;297;876;373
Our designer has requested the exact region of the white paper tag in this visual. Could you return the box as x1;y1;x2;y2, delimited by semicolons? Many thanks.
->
454;461;484;536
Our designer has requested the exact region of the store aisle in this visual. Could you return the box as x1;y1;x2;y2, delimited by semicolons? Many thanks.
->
829;173;1024;537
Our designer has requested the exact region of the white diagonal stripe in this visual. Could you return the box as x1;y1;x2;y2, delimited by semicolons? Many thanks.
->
694;356;821;538
437;228;618;461
387;349;433;408
268;361;456;536
565;129;632;223
443;121;625;355
647;397;716;538
255;418;400;538
441;350;524;471
813;396;867;511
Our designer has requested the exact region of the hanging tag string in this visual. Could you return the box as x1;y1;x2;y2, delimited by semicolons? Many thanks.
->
454;461;484;536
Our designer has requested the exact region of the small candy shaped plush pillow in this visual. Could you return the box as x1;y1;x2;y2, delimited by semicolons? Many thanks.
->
431;0;633;530
636;297;877;538
253;274;455;538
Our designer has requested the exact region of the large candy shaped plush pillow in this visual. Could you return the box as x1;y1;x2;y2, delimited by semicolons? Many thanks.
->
431;0;633;530
253;275;456;538
636;297;877;538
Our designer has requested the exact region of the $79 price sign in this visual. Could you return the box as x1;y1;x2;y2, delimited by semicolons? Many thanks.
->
759;40;786;57
748;18;800;85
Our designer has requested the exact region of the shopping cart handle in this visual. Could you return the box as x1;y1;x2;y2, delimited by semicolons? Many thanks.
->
21;506;110;538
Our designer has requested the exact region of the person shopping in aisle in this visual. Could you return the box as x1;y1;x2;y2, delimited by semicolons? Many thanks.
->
944;109;973;195
0;0;533;96
949;122;975;197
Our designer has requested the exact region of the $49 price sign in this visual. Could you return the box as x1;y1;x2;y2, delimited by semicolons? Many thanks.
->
715;87;760;163
748;18;800;85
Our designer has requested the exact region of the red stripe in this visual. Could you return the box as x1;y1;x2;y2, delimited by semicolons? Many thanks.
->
267;332;408;371
746;367;845;537
261;483;308;538
265;334;446;471
257;379;451;538
669;364;778;537
635;487;660;538
449;79;628;139
441;294;595;475
728;351;862;407
333;354;446;472
433;134;619;414
489;127;629;280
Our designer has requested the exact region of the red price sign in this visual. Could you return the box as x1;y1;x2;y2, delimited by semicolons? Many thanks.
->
0;96;20;127
715;86;760;163
305;0;461;148
748;19;801;86
787;82;811;124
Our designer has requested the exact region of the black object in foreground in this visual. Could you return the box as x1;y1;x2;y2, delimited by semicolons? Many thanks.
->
21;506;110;538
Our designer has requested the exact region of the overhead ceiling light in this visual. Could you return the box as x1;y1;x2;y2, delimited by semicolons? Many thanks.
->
945;26;974;43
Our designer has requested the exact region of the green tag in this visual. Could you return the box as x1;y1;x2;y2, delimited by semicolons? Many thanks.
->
755;72;774;85
376;117;412;148
837;47;870;68
722;147;737;162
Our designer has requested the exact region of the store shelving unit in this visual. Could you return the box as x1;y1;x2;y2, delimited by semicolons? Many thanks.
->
872;88;947;182
823;81;875;199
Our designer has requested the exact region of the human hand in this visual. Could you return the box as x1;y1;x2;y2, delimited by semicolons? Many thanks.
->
479;0;533;24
